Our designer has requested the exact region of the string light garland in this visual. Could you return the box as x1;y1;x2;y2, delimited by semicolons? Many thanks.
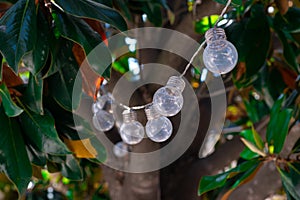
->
91;0;238;151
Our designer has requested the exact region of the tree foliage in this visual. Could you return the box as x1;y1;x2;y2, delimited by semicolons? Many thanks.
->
0;0;299;199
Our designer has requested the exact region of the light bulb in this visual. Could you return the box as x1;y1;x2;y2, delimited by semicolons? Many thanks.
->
153;76;185;117
145;105;173;142
92;110;115;132
203;28;238;74
113;141;129;158
120;110;145;145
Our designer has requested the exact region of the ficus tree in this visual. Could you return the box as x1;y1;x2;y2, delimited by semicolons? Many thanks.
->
0;0;299;199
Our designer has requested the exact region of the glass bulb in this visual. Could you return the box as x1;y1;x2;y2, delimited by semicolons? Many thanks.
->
120;110;145;145
203;28;238;74
153;76;185;117
145;105;173;142
92;110;115;132
113;141;128;158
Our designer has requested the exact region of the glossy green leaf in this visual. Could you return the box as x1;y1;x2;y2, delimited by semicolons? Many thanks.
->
227;4;270;83
19;108;71;155
194;15;219;34
278;167;300;199
198;159;259;195
239;128;265;159
0;0;36;72
22;73;43;114
273;11;299;72
47;154;66;163
113;0;132;20
291;138;300;153
44;97;94;140
266;96;293;154
53;0;127;31
0;83;23;117
22;9;50;76
47;40;81;111
289;163;300;195
240;129;264;150
61;154;83;180
54;11;112;78
0;106;32;196
240;148;259;160
0;54;3;81
26;145;46;167
274;7;300;33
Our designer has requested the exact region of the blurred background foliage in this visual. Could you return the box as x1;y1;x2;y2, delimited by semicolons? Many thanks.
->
0;0;299;199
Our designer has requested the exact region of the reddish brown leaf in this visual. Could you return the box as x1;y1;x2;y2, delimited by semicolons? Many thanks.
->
84;19;108;46
0;2;12;18
235;62;246;81
1;64;23;88
72;44;104;99
275;0;289;15
277;67;298;89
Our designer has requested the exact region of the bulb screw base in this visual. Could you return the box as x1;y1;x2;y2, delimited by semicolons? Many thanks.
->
166;76;185;92
145;105;161;121
122;110;137;123
205;28;226;44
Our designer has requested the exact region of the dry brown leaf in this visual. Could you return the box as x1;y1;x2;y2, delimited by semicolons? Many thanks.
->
64;138;97;158
275;0;289;15
235;62;246;81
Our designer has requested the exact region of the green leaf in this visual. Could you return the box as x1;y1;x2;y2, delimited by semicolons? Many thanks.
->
47;40;81;111
278;167;300;199
22;9;50;76
53;0;127;31
240;128;264;150
19;108;71;155
0;106;32;196
113;0;132;20
61;154;83;180
227;4;270;82
198;159;259;195
54;11;112;78
22;73;43;114
89;136;107;163
289;163;300;195
240;148;259;160
0;0;36;72
266;96;293;154
0;83;23;117
274;7;300;33
194;15;219;34
291;138;300;153
240;129;264;159
141;3;162;26
0;54;3;81
213;0;242;7
275;29;299;73
26;145;46;167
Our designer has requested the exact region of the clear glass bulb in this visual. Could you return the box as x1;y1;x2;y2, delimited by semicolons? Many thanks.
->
153;76;185;117
203;28;238;74
120;110;145;145
113;141;128;158
92;110;115;132
145;105;173;142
